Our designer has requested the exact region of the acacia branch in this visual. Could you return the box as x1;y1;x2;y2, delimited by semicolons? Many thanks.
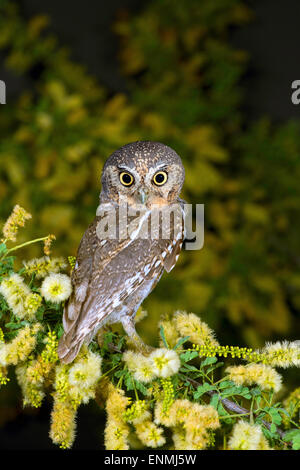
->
183;375;290;444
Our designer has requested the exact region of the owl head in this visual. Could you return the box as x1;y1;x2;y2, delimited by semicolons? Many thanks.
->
100;141;185;207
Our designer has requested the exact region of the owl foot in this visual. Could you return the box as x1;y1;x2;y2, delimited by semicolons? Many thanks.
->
122;315;154;356
131;339;155;356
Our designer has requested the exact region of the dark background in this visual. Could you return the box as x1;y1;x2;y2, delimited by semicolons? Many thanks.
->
0;0;300;450
2;0;300;121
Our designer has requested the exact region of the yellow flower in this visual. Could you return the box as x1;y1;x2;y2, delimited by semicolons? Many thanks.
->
53;347;102;409
41;273;72;303
184;403;219;449
172;428;189;450
228;420;263;450
226;364;282;392
149;348;180;378
23;256;67;279
0;366;9;386
104;383;130;450
0;324;42;366
0;273;36;319
68;256;77;271
17;330;59;407
69;350;102;389
283;387;300;425
104;420;130;450
16;363;45;408
158;316;180;349
258;435;273;450
172;399;193;423
173;311;219;347
24;293;42;318
106;383;130;421
135;420;166;448
154;400;177;427
2;205;32;242
50;397;77;449
123;350;156;383
123;400;151;425
259;341;300;368
43;234;56;256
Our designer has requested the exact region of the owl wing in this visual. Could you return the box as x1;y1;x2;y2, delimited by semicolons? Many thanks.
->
158;199;186;273
68;237;163;339
58;214;138;359
58;203;185;363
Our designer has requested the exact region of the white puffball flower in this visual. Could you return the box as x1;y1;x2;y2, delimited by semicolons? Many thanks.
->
149;348;180;378
40;273;72;303
68;351;102;390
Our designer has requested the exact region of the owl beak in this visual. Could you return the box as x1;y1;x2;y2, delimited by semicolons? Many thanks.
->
139;188;148;205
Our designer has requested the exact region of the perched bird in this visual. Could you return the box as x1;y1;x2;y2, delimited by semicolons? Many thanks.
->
58;141;185;363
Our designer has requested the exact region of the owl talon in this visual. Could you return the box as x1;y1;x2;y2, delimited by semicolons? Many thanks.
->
137;342;155;356
122;315;154;356
127;338;155;356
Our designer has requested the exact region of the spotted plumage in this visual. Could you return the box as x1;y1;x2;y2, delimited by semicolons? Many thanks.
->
58;141;185;363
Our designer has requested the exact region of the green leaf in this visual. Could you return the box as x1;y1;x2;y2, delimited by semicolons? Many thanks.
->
124;373;134;391
180;350;198;362
206;361;224;374
269;408;282;425
217;401;231;418
201;357;217;367
114;370;125;378
112;353;122;365
194;382;216;399
180;363;199;372
210;393;219;409
255;396;261;407
0;243;7;255
270;423;276;433
5;321;28;330
134;380;149;396
218;380;235;389
159;325;169;348
283;429;300;450
56;324;64;339
173;336;190;350
220;384;251;400
35;308;44;321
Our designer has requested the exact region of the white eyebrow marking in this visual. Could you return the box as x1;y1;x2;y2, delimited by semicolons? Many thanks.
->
117;165;134;171
155;163;168;170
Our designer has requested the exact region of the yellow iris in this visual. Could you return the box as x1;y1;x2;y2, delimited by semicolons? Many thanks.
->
119;171;134;186
153;171;168;186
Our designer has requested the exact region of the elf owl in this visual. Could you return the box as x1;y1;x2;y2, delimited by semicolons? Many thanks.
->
58;141;185;363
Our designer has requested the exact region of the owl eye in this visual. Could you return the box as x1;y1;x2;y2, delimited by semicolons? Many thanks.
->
120;171;134;187
153;171;168;186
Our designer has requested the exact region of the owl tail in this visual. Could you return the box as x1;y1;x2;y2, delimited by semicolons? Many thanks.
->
57;335;83;364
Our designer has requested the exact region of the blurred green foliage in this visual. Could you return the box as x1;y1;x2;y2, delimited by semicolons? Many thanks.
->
0;0;299;351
